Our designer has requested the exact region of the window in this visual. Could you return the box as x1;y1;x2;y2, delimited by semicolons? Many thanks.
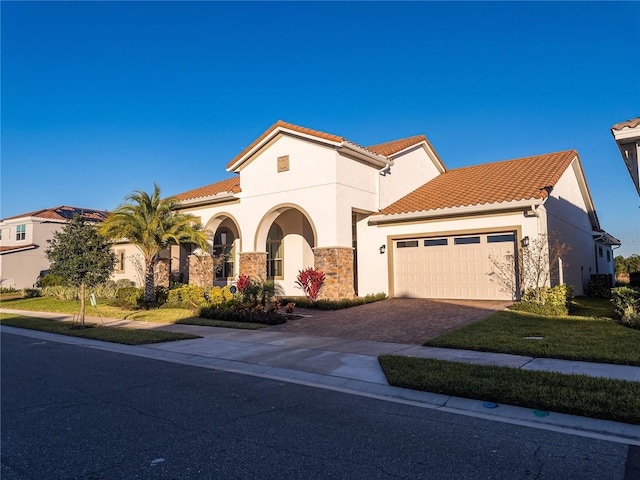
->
598;246;603;258
266;223;283;278
16;224;26;241
397;240;419;248
606;250;611;262
213;228;235;278
487;234;515;243
115;250;126;273
454;236;480;245
424;238;448;247
0;229;2;241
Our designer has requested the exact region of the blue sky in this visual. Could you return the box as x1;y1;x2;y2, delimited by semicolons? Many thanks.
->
2;1;639;256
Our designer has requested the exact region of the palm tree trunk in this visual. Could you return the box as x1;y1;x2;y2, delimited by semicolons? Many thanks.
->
80;282;86;327
145;260;156;307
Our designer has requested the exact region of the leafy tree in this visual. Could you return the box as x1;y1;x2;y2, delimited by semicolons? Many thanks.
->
615;254;640;275
46;215;115;326
99;184;210;306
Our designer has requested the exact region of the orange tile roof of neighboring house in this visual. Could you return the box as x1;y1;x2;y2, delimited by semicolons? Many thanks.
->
1;206;109;223
0;243;37;253
379;150;579;216
367;135;428;156
612;117;640;130
174;176;241;201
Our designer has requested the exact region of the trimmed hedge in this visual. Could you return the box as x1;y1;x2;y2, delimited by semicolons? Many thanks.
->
279;292;387;310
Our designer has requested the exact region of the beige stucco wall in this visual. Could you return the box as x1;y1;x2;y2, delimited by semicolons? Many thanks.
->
544;160;599;295
379;146;442;209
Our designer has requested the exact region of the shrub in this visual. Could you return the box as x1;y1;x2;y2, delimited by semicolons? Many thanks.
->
513;284;573;316
209;285;234;305
22;288;42;298
166;285;208;310
113;287;144;309
42;285;79;300
279;292;387;310
611;286;640;329
295;268;325;302
587;276;611;298
199;303;287;325
39;274;65;287
234;276;283;307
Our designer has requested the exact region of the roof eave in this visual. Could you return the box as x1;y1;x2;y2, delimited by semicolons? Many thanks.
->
337;142;392;168
387;140;446;173
369;198;545;225
177;192;237;208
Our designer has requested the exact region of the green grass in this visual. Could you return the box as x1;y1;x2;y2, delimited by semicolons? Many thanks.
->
0;313;200;345
0;296;269;330
424;297;640;366
379;355;640;424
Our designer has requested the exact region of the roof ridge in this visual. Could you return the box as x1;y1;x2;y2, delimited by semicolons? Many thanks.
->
445;149;577;172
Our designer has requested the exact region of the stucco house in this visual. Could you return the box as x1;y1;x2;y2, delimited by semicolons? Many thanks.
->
0;206;109;289
611;117;640;196
152;120;617;300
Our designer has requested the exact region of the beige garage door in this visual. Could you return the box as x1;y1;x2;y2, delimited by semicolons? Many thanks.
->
393;232;516;300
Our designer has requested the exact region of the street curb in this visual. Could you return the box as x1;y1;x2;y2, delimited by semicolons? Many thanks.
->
2;325;639;446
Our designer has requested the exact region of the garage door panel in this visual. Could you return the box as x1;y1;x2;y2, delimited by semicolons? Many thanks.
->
393;233;516;300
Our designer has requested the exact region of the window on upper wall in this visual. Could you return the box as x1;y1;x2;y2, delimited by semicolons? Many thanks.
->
16;224;26;241
598;246;603;257
606;250;611;262
115;250;126;273
0;229;3;241
213;228;235;278
266;223;283;279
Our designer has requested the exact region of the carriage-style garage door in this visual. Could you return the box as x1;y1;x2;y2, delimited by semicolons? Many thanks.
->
392;232;517;300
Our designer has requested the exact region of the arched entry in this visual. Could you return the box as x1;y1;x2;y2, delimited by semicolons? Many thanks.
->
253;205;317;294
205;214;242;284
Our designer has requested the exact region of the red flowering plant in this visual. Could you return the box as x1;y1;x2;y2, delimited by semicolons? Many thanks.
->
295;268;325;302
235;274;252;294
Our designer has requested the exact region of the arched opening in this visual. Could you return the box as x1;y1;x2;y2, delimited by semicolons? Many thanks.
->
213;227;236;279
266;223;284;279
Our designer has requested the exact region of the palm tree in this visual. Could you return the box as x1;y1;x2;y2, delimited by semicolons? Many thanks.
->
100;184;210;305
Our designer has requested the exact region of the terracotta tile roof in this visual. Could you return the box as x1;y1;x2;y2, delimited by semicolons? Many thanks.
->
379;150;578;216
226;120;345;169
174;177;241;201
612;117;640;130
367;135;428;156
1;206;109;223
0;243;37;253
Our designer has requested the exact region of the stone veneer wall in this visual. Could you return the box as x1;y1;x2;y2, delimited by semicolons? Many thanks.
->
239;252;267;279
155;259;170;288
313;247;354;300
188;255;214;288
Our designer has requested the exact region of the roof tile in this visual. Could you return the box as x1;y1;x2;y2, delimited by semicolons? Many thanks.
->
367;135;427;156
612;117;640;130
1;206;109;223
379;150;578;215
174;177;241;201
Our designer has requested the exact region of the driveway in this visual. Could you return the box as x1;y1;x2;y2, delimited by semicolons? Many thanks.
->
265;298;512;345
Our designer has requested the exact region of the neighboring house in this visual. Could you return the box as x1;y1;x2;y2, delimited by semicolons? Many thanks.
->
0;206;109;289
611;117;640;196
155;120;617;300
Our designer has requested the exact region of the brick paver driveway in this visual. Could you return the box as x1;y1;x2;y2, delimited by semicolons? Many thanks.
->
265;298;512;344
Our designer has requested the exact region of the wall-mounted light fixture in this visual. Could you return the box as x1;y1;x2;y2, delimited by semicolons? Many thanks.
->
379;244;386;254
521;236;530;248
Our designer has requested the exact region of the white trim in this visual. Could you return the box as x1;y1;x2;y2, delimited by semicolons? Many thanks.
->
177;192;237;208
388;140;446;174
369;198;544;224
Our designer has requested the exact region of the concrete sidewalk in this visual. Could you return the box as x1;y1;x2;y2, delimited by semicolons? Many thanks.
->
2;307;640;444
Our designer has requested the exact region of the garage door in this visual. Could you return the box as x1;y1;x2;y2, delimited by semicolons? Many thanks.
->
393;232;516;300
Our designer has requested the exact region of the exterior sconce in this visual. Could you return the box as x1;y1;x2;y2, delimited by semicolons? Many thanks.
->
521;236;530;248
379;244;386;254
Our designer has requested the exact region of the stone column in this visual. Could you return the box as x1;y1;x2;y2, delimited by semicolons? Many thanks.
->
154;258;170;288
313;247;354;300
239;252;267;279
187;254;214;288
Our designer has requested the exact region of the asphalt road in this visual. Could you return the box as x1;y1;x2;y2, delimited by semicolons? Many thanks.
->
1;331;637;479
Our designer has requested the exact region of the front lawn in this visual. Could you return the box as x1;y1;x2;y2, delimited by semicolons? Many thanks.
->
424;297;640;366
0;313;200;345
379;355;640;424
0;297;267;330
